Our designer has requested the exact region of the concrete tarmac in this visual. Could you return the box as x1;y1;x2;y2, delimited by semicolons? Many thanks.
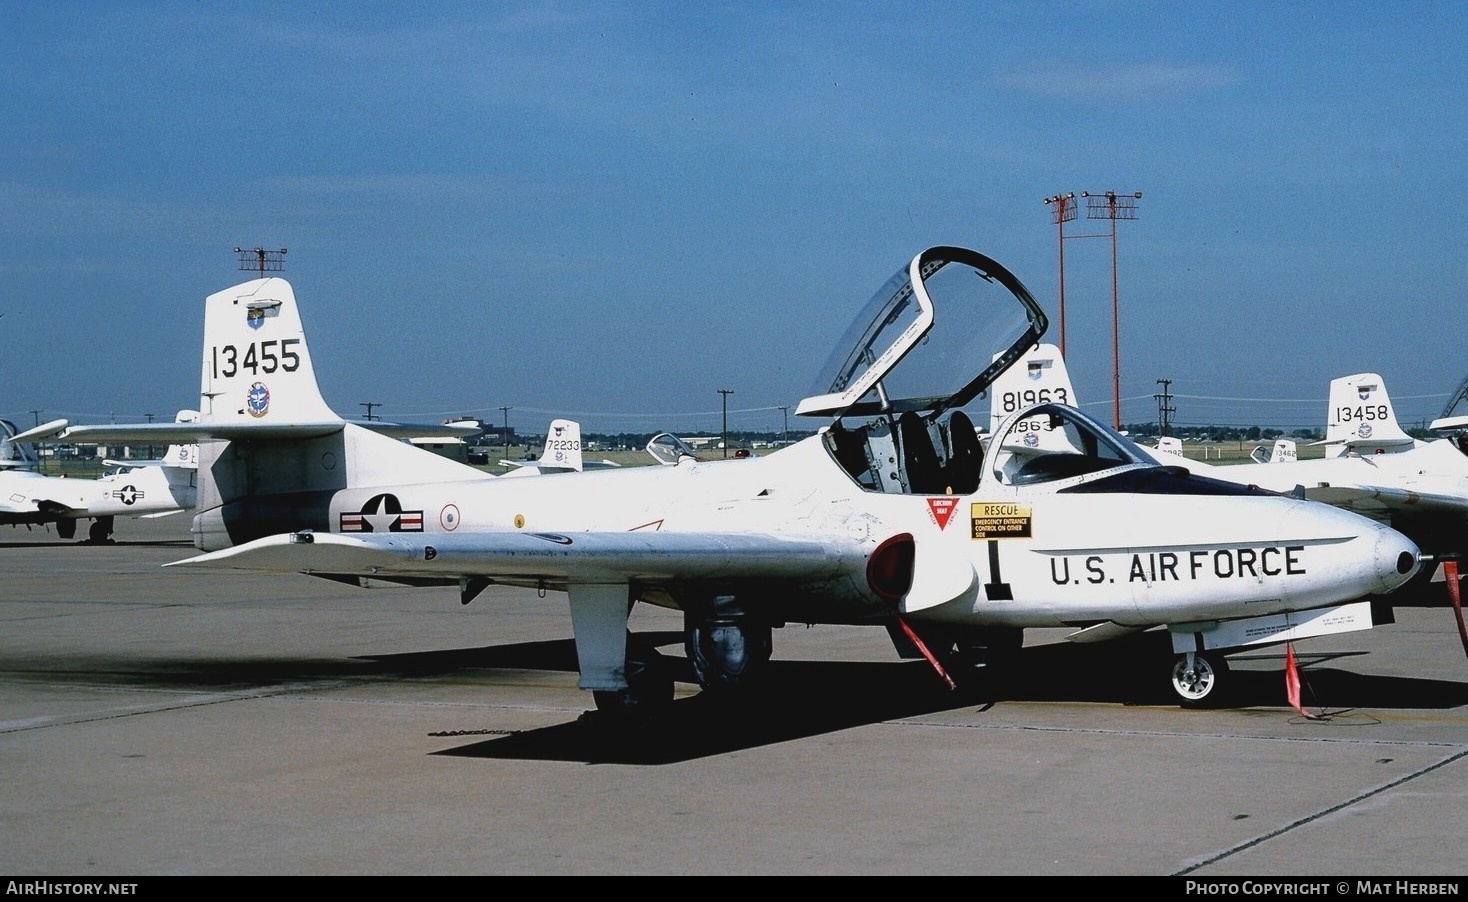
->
2;515;1466;877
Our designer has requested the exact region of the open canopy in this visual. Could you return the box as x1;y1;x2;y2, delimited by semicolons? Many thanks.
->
796;246;1047;420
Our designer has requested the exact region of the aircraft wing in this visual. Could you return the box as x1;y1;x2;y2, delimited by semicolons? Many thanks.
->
1302;483;1468;521
167;529;869;587
0;495;84;518
170;529;879;692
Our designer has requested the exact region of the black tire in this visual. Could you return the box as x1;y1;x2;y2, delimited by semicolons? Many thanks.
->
685;617;772;693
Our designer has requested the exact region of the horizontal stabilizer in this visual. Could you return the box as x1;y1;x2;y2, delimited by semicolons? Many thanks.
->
13;418;479;445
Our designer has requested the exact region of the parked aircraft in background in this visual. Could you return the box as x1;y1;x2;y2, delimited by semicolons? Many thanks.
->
0;411;199;542
499;419;620;476
1195;373;1468;598
644;431;703;466
1249;438;1298;464
1322;373;1427;458
28;248;1422;720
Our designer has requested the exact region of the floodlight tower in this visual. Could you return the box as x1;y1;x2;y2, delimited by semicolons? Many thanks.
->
1042;193;1077;357
1081;191;1141;430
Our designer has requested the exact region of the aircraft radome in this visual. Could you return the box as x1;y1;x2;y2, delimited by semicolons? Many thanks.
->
29;247;1424;722
0;410;199;542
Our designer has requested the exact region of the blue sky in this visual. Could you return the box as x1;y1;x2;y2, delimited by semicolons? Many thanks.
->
4;2;1465;438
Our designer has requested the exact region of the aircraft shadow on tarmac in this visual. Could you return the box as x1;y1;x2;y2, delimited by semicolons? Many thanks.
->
424;629;1468;766
21;628;1464;765
0;536;194;549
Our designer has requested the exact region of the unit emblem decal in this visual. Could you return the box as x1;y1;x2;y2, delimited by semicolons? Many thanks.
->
246;382;270;418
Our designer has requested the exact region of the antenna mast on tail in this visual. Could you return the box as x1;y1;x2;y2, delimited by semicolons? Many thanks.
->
234;246;288;278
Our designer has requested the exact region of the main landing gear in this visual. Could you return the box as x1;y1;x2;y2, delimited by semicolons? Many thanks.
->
55;517;115;543
591;642;675;721
587;595;774;726
683;598;772;696
86;516;115;544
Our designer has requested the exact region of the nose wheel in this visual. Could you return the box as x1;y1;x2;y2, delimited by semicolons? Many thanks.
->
1170;652;1229;708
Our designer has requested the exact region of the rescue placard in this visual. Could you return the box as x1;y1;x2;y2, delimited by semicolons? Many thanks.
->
971;502;1032;539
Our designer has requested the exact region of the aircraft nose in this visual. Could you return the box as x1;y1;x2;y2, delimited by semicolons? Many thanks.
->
1368;522;1422;596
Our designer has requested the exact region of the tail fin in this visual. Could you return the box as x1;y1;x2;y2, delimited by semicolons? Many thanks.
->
989;342;1079;454
989;343;1077;431
1324;373;1421;458
192;278;486;550
501;418;587;474
536;419;586;471
1155;436;1185;458
200;278;341;427
162;410;200;469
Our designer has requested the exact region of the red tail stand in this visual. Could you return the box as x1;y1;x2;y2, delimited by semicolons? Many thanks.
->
1284;642;1319;720
1445;560;1468;658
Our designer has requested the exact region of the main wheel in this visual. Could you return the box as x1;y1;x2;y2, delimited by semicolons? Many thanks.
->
1170;652;1229;708
88;519;113;544
685;615;772;694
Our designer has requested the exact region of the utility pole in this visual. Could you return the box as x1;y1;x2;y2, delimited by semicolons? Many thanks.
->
359;402;381;421
499;405;512;462
1081;190;1142;431
1042;193;1077;357
778;405;789;447
29;409;42;429
718;389;734;458
1155;379;1175;438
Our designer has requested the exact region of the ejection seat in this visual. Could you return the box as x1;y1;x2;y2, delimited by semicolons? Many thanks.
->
898;412;945;494
942;410;983;494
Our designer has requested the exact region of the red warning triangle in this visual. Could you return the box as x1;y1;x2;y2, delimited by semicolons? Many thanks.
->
927;497;958;530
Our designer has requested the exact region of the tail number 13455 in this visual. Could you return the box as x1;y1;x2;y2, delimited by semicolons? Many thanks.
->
211;339;302;378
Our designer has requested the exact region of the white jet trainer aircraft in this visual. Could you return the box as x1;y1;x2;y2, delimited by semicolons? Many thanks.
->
32;247;1422;717
0;411;198;542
